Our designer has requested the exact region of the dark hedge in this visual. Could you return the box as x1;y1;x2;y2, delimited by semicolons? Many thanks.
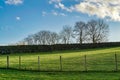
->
0;42;120;54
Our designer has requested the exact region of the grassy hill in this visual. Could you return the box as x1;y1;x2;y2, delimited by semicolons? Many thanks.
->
0;47;120;79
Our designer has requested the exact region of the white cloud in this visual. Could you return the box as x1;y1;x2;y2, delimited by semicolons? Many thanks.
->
57;3;73;12
49;0;120;21
49;0;61;4
0;26;10;31
16;16;21;20
52;10;66;16
52;11;58;16
59;13;66;16
49;0;74;12
74;0;120;21
5;0;23;5
54;4;59;8
42;11;47;16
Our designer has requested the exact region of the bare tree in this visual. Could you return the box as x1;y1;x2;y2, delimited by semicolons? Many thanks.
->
37;31;51;45
87;19;109;43
50;32;59;45
22;19;109;45
60;25;73;44
74;21;88;44
24;35;34;45
23;31;60;45
32;33;40;45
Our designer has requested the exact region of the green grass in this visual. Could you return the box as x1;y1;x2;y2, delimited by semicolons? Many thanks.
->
0;69;120;80
0;47;120;71
0;47;120;79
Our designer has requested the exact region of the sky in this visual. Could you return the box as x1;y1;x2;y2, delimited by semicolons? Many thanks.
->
0;0;120;45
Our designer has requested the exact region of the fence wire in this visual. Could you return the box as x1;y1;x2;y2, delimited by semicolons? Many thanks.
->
0;54;119;71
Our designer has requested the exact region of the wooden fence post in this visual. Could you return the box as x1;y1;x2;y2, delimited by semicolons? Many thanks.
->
115;53;118;71
19;56;21;69
7;56;9;69
60;56;62;71
84;55;87;71
38;56;40;71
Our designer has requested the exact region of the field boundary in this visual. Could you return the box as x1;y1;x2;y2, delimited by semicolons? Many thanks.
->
0;53;120;72
1;42;120;54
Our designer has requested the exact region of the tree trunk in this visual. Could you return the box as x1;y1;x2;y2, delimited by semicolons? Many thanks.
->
80;30;83;44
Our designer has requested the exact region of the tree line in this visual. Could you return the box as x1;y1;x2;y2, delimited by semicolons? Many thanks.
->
20;19;109;45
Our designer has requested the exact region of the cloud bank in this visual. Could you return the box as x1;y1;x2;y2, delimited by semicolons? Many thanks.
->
75;0;120;21
49;0;120;21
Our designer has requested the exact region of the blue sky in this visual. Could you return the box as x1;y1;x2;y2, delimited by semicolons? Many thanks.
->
0;0;120;45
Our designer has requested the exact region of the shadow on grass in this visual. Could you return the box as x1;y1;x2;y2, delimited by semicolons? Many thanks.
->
1;67;120;73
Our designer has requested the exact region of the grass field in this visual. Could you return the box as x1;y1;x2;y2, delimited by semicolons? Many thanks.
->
0;47;120;79
0;69;120;80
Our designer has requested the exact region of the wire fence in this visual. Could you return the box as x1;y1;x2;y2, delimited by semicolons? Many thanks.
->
0;53;120;72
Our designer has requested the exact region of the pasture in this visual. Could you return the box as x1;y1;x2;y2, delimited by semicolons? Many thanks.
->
0;69;120;80
0;47;120;79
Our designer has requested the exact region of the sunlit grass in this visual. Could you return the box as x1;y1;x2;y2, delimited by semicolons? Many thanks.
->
0;47;120;71
0;47;120;80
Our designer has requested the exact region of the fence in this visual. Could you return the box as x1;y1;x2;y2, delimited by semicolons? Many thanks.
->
0;53;120;72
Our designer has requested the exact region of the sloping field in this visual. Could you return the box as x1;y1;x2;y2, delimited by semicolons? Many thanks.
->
0;47;120;71
0;47;120;80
